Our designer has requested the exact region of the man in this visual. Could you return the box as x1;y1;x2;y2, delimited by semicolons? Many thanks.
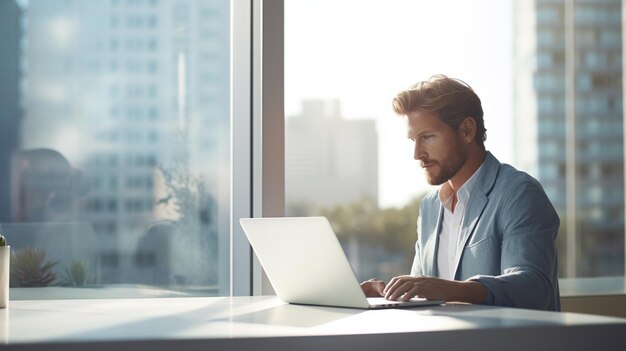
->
361;75;561;311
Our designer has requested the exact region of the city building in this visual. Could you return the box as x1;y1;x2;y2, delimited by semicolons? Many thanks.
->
18;0;230;286
0;0;22;222
285;99;379;210
514;0;624;276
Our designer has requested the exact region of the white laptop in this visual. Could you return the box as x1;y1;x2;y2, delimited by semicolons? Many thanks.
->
239;216;444;309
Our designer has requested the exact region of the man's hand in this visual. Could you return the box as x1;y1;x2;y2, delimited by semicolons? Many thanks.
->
383;275;488;303
360;278;386;297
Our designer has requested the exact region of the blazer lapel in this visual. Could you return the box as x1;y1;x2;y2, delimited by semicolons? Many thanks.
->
422;203;443;277
452;152;499;279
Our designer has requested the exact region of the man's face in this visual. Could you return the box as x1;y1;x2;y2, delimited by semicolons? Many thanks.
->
406;110;468;186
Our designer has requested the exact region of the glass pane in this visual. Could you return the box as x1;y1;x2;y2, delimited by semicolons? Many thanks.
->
285;0;624;283
0;0;231;298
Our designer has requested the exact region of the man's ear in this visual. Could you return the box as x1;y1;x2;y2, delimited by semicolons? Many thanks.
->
459;117;477;144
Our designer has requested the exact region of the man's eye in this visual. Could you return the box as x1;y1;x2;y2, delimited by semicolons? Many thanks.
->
422;135;435;141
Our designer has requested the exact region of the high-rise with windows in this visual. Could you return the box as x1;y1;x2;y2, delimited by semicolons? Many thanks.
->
20;0;230;286
514;0;624;276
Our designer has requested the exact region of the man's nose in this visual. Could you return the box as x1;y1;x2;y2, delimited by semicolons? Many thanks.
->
414;143;426;161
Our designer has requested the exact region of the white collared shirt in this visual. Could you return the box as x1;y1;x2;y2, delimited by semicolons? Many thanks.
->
436;164;483;280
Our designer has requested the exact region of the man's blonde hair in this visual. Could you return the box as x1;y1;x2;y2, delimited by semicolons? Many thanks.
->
392;74;486;147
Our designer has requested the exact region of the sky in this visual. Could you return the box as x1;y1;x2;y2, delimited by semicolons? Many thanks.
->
285;0;514;208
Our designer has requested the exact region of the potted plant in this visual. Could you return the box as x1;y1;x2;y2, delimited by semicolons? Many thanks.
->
61;260;89;287
10;248;57;288
0;234;9;308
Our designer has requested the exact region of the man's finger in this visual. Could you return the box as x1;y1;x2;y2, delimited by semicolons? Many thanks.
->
383;275;409;294
385;281;415;301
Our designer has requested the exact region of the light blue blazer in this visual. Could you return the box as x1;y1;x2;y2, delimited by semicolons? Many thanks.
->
410;152;561;311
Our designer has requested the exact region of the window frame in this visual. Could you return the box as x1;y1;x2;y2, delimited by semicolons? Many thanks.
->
233;0;284;296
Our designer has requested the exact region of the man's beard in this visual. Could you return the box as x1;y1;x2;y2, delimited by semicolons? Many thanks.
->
423;141;468;186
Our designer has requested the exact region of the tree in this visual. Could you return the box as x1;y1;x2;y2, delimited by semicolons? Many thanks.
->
288;194;427;271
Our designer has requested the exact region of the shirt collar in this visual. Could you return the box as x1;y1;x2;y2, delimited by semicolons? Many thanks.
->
439;160;486;212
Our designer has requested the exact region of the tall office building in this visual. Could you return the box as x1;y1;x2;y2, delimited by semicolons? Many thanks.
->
285;100;379;210
0;1;22;222
514;0;624;276
20;0;230;285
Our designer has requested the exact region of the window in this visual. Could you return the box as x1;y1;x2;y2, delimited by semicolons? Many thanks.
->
285;0;625;282
0;0;235;298
4;0;623;300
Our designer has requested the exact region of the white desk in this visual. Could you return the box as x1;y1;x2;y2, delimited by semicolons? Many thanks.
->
1;296;625;351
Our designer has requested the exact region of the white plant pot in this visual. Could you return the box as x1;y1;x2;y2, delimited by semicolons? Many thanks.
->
0;246;9;309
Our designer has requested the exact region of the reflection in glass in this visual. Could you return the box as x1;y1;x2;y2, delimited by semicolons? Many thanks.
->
0;0;231;297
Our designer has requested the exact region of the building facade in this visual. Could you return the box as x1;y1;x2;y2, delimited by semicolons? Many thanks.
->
285;99;379;210
0;1;22;222
17;0;230;288
514;0;624;276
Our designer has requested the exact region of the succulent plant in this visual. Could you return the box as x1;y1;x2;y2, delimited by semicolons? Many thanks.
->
10;247;58;287
0;234;6;247
61;260;88;287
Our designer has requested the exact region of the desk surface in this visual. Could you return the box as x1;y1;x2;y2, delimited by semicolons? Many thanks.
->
1;296;626;351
